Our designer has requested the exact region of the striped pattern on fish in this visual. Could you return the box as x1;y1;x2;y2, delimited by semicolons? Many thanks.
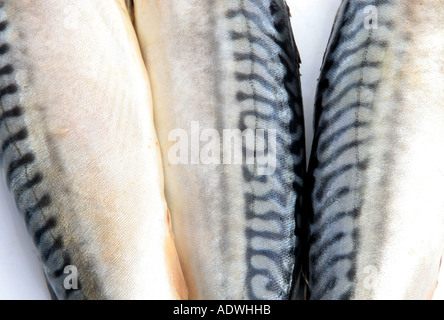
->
0;3;85;299
229;0;305;300
134;0;305;299
308;0;444;299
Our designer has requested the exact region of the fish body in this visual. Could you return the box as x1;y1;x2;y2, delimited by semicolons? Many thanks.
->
308;0;444;299
0;0;186;299
133;0;305;299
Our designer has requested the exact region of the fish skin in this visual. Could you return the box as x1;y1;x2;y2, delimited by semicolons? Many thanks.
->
133;0;305;300
0;0;186;299
307;0;444;299
125;0;135;24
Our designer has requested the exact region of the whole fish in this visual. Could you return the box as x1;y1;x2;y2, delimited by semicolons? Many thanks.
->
132;0;305;299
307;0;444;299
0;0;186;299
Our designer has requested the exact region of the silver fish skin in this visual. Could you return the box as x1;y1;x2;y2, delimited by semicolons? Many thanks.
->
0;0;186;299
308;0;444;299
133;0;305;299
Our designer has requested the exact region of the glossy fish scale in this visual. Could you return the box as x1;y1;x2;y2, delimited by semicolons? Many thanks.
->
133;0;305;299
308;0;444;299
0;0;186;299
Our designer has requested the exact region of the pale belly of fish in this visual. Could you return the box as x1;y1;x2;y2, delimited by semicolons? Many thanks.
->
0;0;186;299
133;0;305;299
307;0;444;299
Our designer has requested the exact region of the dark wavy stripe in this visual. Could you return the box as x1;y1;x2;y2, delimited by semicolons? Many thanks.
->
0;43;9;54
34;217;57;245
315;158;369;201
245;207;287;221
6;152;35;187
234;52;268;68
314;186;351;218
315;102;371;141
1;127;28;157
0;20;8;32
0;105;22;122
318;121;370;151
0;63;13;76
316;138;370;170
322;80;380;112
0;83;17;97
310;207;361;243
329;60;381;88
43;236;63;262
14;172;43;200
24;194;52;225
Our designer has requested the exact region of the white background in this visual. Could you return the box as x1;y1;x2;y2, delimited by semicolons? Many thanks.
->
0;0;342;299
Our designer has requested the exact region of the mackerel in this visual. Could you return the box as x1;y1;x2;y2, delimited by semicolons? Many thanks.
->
308;0;444;299
133;0;305;299
0;0;186;299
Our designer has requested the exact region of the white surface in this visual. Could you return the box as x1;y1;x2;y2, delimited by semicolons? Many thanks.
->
0;0;341;300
